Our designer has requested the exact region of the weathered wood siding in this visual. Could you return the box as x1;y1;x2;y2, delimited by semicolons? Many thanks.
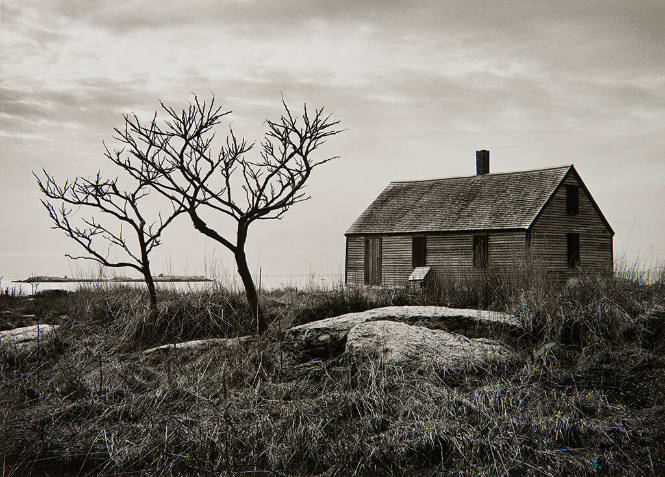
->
427;231;526;281
381;235;413;287
345;236;365;285
529;174;613;278
345;231;527;287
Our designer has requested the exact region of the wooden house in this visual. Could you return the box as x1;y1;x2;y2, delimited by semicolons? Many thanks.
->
345;150;614;287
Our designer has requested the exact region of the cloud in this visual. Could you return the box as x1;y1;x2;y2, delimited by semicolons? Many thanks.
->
0;79;152;138
1;0;665;275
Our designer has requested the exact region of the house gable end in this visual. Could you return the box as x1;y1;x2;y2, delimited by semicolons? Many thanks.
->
526;165;614;236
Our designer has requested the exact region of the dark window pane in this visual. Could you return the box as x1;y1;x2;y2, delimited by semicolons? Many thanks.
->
566;185;579;215
567;233;580;267
412;236;426;267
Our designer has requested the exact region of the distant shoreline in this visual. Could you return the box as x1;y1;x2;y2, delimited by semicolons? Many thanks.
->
16;276;213;283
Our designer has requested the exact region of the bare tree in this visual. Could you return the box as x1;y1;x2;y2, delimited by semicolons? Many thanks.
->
106;95;341;334
35;170;184;316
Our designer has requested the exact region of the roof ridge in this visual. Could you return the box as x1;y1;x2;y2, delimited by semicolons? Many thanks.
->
390;164;572;184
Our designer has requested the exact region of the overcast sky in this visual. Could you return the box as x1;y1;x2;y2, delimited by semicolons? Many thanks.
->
1;0;664;283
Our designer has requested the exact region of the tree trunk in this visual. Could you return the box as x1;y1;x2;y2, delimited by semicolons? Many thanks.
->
139;232;158;319
234;249;266;335
189;211;266;334
143;267;158;319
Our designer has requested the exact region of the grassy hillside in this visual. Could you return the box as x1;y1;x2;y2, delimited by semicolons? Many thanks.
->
1;269;664;476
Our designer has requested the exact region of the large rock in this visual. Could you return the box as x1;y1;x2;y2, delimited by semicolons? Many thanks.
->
0;324;59;353
143;335;253;355
345;320;518;371
285;306;520;355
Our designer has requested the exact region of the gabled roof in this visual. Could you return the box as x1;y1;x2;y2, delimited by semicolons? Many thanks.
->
346;165;612;235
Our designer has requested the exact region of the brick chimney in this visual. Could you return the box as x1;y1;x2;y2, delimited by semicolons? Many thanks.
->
476;150;489;175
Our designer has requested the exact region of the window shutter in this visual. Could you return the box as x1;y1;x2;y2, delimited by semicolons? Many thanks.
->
473;234;489;269
364;237;382;285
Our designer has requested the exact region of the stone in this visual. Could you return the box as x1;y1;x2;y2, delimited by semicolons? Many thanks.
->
285;305;520;354
345;320;519;371
0;324;59;352
143;335;253;355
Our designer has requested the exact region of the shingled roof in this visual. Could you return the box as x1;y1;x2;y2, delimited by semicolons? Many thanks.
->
346;165;575;235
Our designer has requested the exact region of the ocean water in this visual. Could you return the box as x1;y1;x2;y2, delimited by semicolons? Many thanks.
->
0;273;344;296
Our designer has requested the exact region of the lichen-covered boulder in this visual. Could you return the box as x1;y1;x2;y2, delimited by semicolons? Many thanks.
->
0;324;59;353
285;306;520;355
345;320;519;371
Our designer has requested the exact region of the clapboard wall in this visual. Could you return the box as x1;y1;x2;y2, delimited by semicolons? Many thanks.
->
529;173;613;278
345;230;527;287
345;235;365;285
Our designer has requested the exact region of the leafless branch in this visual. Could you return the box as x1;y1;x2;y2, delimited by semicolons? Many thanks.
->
35;168;185;277
97;94;341;333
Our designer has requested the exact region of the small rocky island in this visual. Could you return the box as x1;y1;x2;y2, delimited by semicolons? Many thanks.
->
17;275;213;283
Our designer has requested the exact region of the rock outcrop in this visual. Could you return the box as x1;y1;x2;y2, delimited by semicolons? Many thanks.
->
345;320;518;371
143;335;253;355
0;324;59;353
286;306;520;355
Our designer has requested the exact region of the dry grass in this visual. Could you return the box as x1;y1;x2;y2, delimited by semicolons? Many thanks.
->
1;268;664;476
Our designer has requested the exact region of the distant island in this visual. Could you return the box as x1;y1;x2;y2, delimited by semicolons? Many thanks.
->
17;275;213;283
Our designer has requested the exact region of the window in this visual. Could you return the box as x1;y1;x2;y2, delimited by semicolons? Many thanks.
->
364;237;382;285
412;236;426;267
567;233;580;268
566;185;579;215
473;234;489;269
